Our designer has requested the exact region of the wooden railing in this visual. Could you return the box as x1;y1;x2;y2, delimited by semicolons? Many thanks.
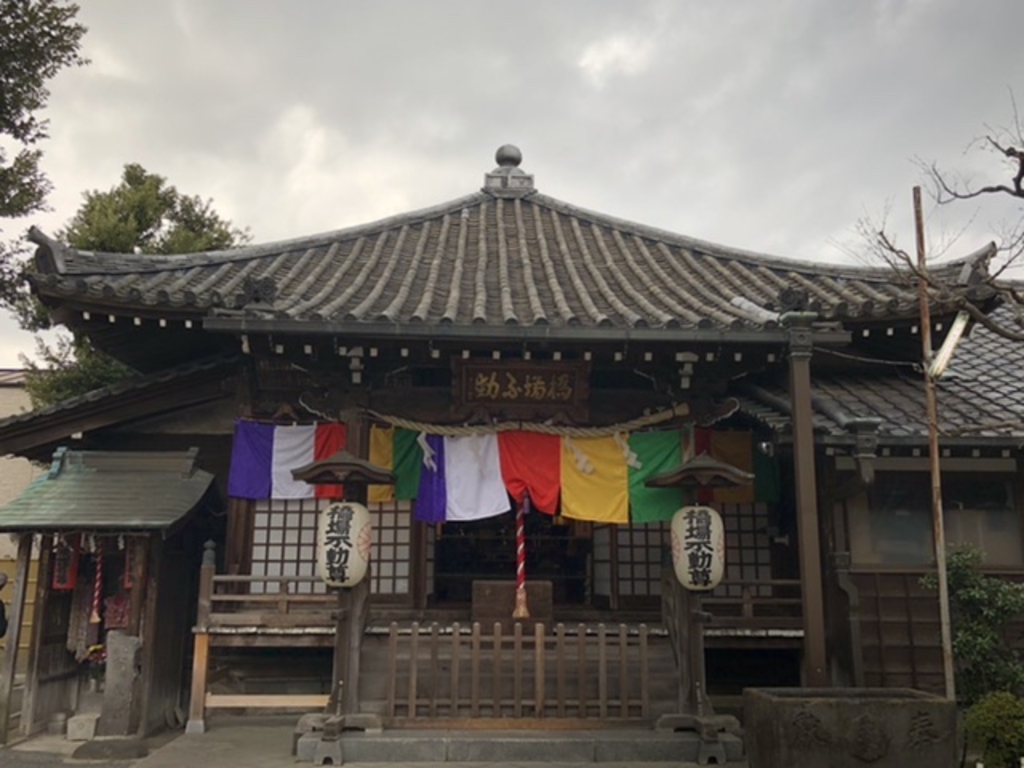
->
200;575;336;630
385;621;653;725
187;544;338;733
702;578;803;631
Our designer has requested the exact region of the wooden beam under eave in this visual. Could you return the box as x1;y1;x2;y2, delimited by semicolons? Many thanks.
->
0;372;235;461
785;313;829;687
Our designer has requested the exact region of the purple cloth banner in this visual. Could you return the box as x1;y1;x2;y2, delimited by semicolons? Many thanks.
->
227;420;274;499
414;434;446;523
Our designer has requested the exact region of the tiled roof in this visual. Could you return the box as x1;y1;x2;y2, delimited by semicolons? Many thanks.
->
0;356;238;460
0;448;215;532
0;356;235;433
0;370;26;387
738;304;1024;443
25;150;993;335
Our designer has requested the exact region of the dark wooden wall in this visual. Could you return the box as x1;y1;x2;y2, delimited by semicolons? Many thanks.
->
138;531;200;734
850;571;945;694
22;542;77;736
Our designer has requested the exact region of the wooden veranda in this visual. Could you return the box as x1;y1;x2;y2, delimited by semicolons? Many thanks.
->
185;544;803;730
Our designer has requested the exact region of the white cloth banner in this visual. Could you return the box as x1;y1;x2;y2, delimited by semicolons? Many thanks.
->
271;424;317;498
444;434;511;521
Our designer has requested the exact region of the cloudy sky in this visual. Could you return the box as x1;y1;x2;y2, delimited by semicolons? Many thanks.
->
2;0;1022;366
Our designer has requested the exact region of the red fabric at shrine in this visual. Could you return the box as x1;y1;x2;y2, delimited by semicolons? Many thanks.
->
497;431;561;514
314;422;348;499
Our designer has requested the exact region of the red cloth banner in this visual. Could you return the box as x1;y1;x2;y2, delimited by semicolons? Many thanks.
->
313;422;348;499
497;431;561;515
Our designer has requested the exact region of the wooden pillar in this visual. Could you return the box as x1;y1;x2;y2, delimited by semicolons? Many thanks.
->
411;521;428;611
0;533;33;744
137;535;164;736
677;586;711;715
126;536;148;637
185;541;215;735
224;497;254;577
21;535;52;737
339;578;370;715
686;589;711;715
784;312;829;687
329;415;369;717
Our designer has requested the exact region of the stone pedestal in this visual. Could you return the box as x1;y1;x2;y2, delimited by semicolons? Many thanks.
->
744;688;956;768
98;630;142;736
67;712;100;741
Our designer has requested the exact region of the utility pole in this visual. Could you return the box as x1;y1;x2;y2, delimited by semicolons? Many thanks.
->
913;186;956;701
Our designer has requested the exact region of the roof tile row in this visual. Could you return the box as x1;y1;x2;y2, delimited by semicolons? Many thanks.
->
27;191;983;333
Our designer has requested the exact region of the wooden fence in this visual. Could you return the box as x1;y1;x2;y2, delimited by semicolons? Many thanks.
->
383;621;654;725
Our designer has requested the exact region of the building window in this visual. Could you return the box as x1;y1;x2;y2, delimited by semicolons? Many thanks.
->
850;473;1021;567
251;498;324;594
250;498;413;595
369;500;412;596
615;522;667;598
716;502;773;598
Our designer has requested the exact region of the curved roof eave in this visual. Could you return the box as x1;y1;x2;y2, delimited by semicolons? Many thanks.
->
23;186;998;334
27;193;995;282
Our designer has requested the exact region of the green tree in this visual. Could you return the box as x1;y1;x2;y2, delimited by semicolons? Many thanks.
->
59;163;246;255
0;0;87;305
22;164;248;406
22;335;132;407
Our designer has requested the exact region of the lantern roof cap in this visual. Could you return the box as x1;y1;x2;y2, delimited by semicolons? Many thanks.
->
644;451;754;489
291;449;396;486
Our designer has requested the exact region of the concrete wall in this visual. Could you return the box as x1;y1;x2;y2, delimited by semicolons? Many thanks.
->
0;378;42;558
0;373;43;668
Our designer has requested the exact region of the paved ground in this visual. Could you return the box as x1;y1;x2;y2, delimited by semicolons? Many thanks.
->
2;718;748;767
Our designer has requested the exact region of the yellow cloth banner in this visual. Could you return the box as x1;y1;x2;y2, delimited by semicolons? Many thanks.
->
711;431;754;504
368;425;395;502
560;436;629;523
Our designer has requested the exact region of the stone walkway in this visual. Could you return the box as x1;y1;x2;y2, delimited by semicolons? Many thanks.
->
4;718;749;766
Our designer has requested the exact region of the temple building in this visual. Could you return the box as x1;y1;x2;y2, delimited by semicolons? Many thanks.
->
0;146;1021;741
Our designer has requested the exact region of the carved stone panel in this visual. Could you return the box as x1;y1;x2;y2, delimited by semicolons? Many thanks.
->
744;688;955;768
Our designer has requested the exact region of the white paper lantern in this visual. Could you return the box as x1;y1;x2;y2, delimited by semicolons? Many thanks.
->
317;501;372;587
670;505;725;591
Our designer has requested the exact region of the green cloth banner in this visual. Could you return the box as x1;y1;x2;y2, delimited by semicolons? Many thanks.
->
393;428;423;501
754;449;780;504
628;431;684;523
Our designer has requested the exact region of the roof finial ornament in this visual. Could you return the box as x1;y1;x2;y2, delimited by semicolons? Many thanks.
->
484;144;534;197
495;144;522;168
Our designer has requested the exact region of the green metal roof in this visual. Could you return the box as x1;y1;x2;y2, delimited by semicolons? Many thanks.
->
0;447;215;532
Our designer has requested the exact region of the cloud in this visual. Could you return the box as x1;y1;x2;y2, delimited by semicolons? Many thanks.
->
1;0;1023;366
578;34;656;88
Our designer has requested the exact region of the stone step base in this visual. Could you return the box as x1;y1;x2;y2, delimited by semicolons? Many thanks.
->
296;729;744;764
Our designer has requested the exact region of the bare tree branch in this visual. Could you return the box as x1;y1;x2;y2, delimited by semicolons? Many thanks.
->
960;300;1024;342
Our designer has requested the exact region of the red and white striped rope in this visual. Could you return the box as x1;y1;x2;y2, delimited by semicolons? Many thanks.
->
512;495;530;619
89;539;103;624
515;501;526;592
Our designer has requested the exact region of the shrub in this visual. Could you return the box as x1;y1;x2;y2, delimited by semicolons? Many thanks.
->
922;546;1024;706
965;691;1024;768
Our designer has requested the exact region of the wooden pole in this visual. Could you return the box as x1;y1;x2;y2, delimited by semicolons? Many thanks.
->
512;495;530;619
785;312;830;686
342;578;369;716
914;186;956;701
0;533;33;744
